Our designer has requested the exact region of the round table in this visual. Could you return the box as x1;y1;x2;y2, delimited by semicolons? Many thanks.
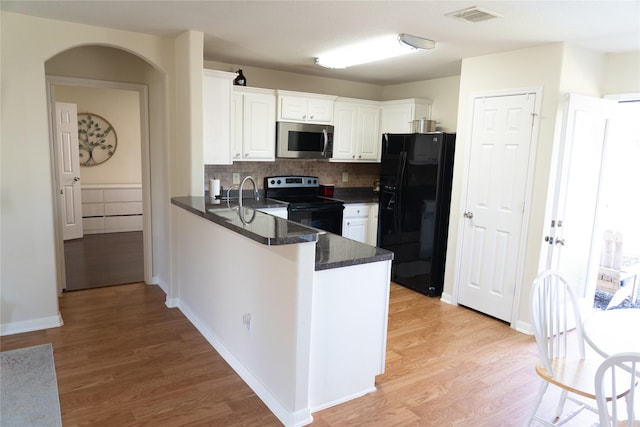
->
582;308;640;358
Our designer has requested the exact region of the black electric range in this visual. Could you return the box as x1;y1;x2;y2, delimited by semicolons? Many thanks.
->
264;176;344;235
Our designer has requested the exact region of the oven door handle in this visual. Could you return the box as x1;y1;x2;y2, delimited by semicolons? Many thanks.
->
288;204;344;213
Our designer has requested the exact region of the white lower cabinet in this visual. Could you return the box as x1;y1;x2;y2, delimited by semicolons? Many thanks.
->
342;203;378;245
81;185;143;234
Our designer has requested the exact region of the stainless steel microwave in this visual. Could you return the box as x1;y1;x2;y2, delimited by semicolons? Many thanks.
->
276;121;334;160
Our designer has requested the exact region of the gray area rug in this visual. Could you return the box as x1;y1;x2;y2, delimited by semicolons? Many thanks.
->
0;343;62;427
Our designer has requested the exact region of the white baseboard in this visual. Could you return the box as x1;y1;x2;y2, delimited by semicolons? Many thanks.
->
0;313;63;336
178;299;313;427
310;386;376;413
514;320;534;335
440;292;454;305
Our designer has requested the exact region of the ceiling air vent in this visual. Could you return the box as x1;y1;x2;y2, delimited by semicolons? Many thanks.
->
447;6;502;23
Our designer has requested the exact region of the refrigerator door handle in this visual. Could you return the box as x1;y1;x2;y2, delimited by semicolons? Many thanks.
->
394;151;407;232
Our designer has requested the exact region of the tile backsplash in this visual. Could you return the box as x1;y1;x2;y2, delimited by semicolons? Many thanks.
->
205;160;380;193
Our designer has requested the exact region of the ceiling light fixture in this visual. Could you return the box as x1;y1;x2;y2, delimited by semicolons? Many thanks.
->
446;6;502;23
398;33;436;50
315;33;435;69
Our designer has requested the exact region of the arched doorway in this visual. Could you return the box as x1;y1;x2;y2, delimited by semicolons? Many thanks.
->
45;45;157;292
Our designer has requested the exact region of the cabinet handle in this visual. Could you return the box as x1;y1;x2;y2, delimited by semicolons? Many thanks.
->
244;153;248;157
358;155;362;159
310;115;314;119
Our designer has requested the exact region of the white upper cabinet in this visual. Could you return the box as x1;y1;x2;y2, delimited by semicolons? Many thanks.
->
232;87;276;161
332;98;382;162
277;90;336;124
381;98;432;134
203;69;236;165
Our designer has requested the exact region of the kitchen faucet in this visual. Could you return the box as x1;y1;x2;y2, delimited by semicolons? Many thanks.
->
238;175;259;210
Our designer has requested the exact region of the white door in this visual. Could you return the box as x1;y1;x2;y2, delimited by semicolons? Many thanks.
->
544;94;615;301
457;93;537;322
55;102;83;240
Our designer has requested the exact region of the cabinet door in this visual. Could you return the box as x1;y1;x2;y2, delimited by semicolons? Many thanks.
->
332;102;357;160
242;92;276;160
307;98;334;123
279;96;308;121
230;92;243;161
381;103;413;134
203;70;234;165
343;217;369;243
357;105;381;161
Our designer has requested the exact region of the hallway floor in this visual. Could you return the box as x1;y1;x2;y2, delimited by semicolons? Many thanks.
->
63;231;143;291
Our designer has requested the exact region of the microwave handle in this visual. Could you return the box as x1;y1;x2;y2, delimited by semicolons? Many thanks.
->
322;129;328;155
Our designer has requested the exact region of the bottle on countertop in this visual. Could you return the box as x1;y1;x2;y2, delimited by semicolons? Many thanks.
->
234;69;246;86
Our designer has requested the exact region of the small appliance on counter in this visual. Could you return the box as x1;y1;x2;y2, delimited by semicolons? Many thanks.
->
319;184;334;197
264;176;344;235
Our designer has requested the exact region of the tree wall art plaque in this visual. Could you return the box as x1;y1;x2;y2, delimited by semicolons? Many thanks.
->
78;113;117;166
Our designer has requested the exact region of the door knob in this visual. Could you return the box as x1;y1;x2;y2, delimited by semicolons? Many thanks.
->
73;176;80;182
463;211;473;219
555;238;565;246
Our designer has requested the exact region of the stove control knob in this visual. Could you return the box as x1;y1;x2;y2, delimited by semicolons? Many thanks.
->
277;179;281;184
270;179;275;185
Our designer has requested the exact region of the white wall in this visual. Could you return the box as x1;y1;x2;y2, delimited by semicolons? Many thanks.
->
0;11;190;334
54;85;142;185
174;206;315;425
603;51;640;95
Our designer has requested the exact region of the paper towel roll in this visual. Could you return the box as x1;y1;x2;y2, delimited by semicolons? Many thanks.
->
209;178;221;198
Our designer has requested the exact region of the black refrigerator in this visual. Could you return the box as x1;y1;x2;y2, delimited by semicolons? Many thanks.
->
377;132;456;297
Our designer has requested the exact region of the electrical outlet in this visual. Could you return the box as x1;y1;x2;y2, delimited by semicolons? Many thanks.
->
242;313;251;334
342;172;349;182
232;173;240;185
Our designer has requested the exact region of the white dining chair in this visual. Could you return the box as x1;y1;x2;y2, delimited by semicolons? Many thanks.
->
594;352;640;427
525;270;603;426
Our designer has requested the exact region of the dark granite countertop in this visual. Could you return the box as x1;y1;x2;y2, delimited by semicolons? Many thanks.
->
171;196;392;271
332;187;379;204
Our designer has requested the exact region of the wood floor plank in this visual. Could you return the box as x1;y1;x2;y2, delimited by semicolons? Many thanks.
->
0;281;593;426
64;231;143;290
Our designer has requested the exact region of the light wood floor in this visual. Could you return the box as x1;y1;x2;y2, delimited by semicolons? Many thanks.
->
0;282;590;426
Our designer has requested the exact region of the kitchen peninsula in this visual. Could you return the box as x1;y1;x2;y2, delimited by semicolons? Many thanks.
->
171;197;393;427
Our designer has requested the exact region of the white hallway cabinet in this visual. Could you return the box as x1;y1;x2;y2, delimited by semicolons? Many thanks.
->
81;185;143;234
